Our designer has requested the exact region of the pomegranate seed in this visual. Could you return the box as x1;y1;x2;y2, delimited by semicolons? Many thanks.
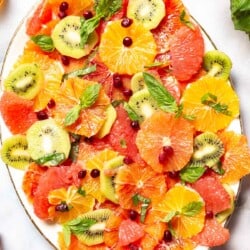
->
130;120;140;130
205;211;214;219
158;151;168;164
121;17;133;28
90;169;100;178
47;99;56;108
36;110;48;120
113;74;123;88
58;11;67;19
61;55;70;66
59;2;69;12
123;156;134;165
128;210;138;220
55;203;69;212
123;89;133;97
163;145;174;156
83;10;93;20
123;37;133;47
168;171;179;179
78;169;87;179
163;230;172;242
129;244;139;250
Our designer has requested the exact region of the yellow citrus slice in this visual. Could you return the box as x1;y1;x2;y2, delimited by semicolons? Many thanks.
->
181;77;239;132
99;20;157;75
48;185;95;223
14;51;63;111
52;78;110;137
153;184;205;239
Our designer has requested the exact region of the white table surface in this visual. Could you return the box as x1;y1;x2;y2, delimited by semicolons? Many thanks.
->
0;0;250;249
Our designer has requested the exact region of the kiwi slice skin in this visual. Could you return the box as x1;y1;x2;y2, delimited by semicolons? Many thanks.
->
26;119;71;166
4;63;43;100
203;50;232;80
131;72;146;93
76;209;113;246
128;89;159;121
100;155;124;203
1;135;32;169
51;16;98;59
127;0;166;30
192;132;224;167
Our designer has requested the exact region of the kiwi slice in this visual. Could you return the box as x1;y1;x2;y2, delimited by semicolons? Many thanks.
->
1;135;32;169
4;63;43;100
131;72;146;93
192;132;224;167
26;119;71;166
127;0;166;30
100;155;124;203
51;16;98;59
128;89;159;121
203;50;232;80
75;209;113;246
96;105;117;139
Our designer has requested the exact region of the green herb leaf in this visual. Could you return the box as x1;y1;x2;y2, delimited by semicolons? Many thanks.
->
143;72;178;113
77;187;86;196
180;163;206;183
80;84;101;109
181;201;203;217
162;211;178;223
63;225;71;247
123;102;140;121
111;99;124;107
132;194;151;223
64;105;81;126
31;35;55;52
95;0;122;18
201;92;232;116
35;152;65;166
66;218;97;235
180;10;195;30
62;65;96;80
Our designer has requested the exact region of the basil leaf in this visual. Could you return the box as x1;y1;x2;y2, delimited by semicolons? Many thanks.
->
35;152;65;166
180;10;195;30
64;105;81;126
132;194;151;223
66;218;97;235
95;0;122;18
143;72;178;113
123;102;140;121
80;84;101;108
181;201;203;217
63;225;71;247
31;35;55;52
162;211;178;223
180;163;206;183
62;65;96;80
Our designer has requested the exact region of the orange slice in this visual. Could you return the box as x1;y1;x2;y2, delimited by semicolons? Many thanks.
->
136;111;194;173
48;185;95;223
115;163;167;211
153;185;205;239
14;51;63;111
181;77;240;132
218;131;250;183
52;78;110;137
99;20;157;75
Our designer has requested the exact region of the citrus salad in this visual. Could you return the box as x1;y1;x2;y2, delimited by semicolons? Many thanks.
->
1;0;250;249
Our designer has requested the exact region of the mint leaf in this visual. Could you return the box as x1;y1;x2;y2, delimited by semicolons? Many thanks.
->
35;152;65;166
162;211;178;223
123;102;140;121
180;10;195;30
64;105;81;126
143;72;178;113
181;201;203;217
80;84;101;108
180;163;206;183
31;35;55;52
62;65;96;80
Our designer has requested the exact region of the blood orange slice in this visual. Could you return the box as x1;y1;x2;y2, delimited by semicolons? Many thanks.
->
181;77;240;132
136;111;194;173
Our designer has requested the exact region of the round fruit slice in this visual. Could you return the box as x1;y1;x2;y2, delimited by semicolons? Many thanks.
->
4;63;43;100
48;185;95;223
126;0;166;30
0;135;32;170
115;163;167;211
181;77;240;132
169;26;205;82
52;78;110;137
0;91;38;134
136;111;194;173
218;131;250;183
99;20;157;75
51;16;98;59
26;119;71;166
153;184;205;238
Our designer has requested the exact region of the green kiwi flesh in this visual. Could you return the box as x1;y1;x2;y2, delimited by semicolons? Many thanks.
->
51;16;98;59
131;72;146;93
1;135;32;169
100;155;124;203
127;0;166;30
128;89;159;121
192;132;224;167
203;50;232;80
26;119;71;166
4;63;43;100
75;209;113;246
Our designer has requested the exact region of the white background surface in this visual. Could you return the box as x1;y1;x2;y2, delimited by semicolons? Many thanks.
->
0;0;250;249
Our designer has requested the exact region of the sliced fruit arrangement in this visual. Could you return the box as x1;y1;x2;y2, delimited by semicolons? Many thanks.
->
1;0;250;249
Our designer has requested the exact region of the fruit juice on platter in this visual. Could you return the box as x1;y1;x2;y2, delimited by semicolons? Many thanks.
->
1;0;250;249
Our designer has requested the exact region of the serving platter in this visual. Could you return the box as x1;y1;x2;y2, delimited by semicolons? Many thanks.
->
0;0;245;249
